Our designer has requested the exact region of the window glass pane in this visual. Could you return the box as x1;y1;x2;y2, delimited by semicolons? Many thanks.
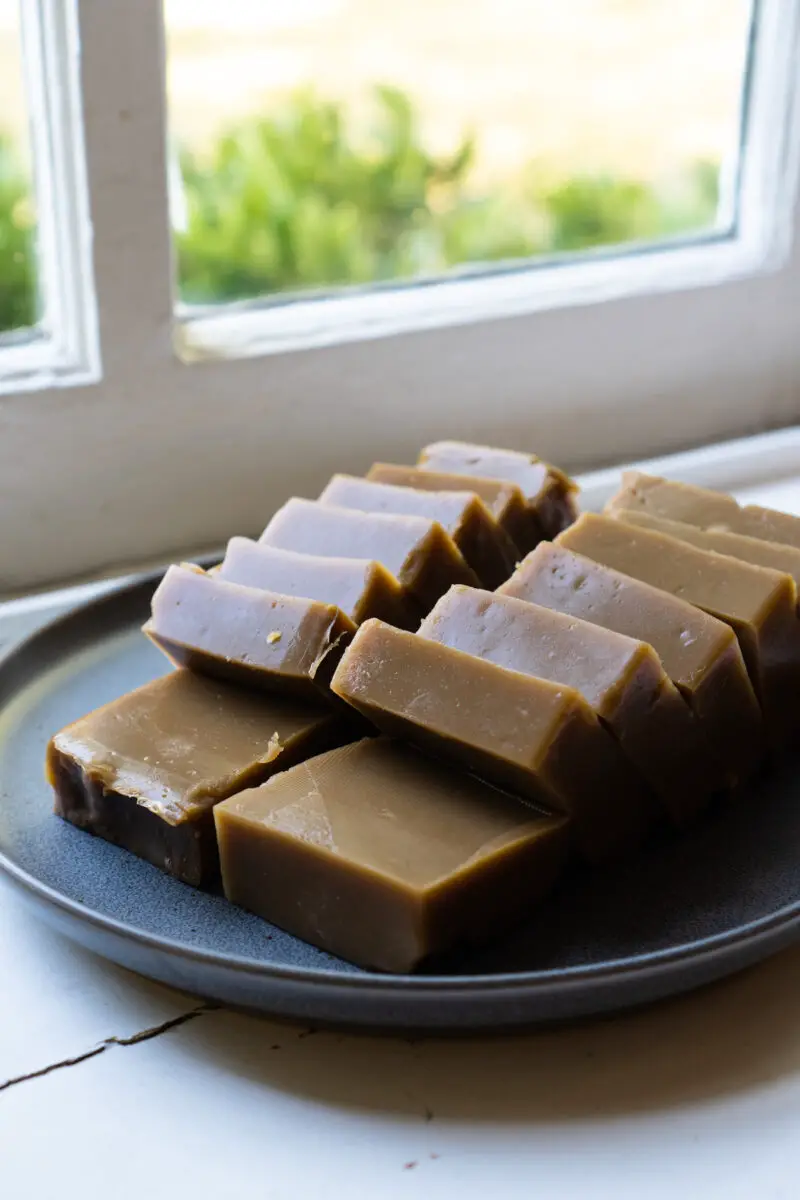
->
165;0;753;309
0;0;38;336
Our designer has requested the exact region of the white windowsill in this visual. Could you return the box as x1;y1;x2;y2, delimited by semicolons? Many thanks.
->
4;424;800;609
179;230;766;363
0;331;100;395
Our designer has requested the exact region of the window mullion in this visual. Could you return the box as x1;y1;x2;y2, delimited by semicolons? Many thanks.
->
74;0;174;377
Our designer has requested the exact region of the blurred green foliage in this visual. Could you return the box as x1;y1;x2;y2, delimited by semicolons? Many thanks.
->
176;86;480;301
0;87;720;332
0;135;37;332
175;87;719;305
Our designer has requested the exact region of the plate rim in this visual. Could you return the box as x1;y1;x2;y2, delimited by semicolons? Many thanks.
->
2;572;800;1002
3;839;800;998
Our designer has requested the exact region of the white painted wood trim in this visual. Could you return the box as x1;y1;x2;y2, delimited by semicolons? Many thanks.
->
180;0;799;360
178;236;757;362
0;0;100;395
3;0;800;592
5;424;800;602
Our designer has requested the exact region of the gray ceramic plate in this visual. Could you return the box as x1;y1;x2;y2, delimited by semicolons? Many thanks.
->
2;575;800;1031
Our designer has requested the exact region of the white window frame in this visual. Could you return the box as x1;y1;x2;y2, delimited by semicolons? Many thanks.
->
2;0;800;593
0;0;98;393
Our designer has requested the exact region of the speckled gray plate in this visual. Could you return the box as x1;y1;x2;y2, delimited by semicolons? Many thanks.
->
2;576;800;1031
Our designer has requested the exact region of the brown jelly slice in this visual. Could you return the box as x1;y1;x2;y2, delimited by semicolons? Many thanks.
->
144;563;354;700
498;541;762;787
47;670;347;886
609;471;800;550
217;537;418;629
331;619;653;862
260;497;477;613
420;585;721;824
215;737;569;973
606;508;800;595
418;440;579;546
558;513;800;744
366;462;532;554
319;473;517;588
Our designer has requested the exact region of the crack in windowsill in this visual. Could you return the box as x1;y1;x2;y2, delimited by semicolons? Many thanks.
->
0;1002;219;1095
